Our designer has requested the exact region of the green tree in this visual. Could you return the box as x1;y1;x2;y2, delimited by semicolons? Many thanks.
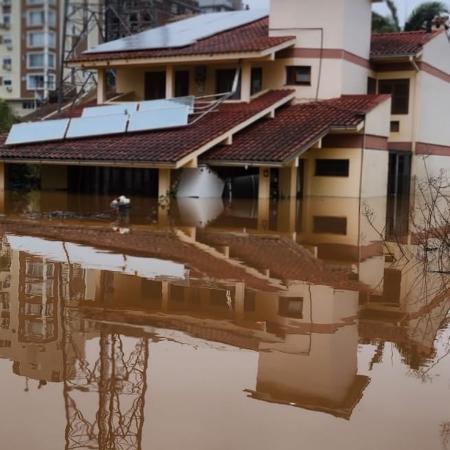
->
404;1;449;31
372;0;401;33
386;0;401;31
372;11;399;32
0;98;16;133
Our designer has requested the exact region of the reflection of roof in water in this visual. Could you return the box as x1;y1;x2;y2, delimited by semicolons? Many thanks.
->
197;230;364;291
245;374;370;420
0;220;277;292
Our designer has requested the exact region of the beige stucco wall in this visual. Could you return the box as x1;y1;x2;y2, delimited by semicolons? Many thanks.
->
361;149;389;197
302;147;362;198
375;70;417;143
422;32;450;75
364;97;391;137
415;71;450;147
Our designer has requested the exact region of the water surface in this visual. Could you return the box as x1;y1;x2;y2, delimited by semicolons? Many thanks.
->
0;191;448;450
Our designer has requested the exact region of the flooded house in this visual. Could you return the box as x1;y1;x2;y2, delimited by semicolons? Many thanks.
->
0;0;448;202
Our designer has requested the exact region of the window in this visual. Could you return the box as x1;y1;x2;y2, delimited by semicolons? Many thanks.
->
22;101;35;110
27;52;55;69
27;0;56;5
3;35;12;46
27;10;45;26
250;67;263;96
378;79;410;115
279;297;303;318
315;159;350;177
27;74;45;90
367;77;377;94
3;77;12;86
390;121;400;132
27;31;55;48
3;57;11;69
313;216;348;235
216;69;241;100
286;66;311;86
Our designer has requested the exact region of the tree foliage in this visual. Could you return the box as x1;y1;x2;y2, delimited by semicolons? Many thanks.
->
372;11;399;32
0;98;16;133
404;1;449;31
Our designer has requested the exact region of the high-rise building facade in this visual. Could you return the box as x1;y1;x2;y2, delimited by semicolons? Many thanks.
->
0;0;61;116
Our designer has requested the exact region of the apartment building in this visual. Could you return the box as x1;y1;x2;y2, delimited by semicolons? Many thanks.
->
0;0;61;116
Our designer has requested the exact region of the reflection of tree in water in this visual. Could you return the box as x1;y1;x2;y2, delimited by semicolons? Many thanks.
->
365;166;450;447
63;314;149;450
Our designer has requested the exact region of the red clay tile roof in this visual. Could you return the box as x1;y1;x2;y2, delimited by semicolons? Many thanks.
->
72;18;295;63
370;30;441;58
202;95;390;164
0;90;293;166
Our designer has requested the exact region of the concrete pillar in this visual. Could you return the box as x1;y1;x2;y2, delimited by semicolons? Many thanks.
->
97;68;107;104
258;167;270;199
158;168;171;224
165;65;174;99
277;197;297;237
234;282;246;320
279;162;298;199
258;167;271;230
158;168;171;199
41;165;68;190
161;281;169;312
241;61;252;102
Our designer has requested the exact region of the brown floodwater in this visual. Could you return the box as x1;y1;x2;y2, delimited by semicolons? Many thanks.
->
0;190;449;450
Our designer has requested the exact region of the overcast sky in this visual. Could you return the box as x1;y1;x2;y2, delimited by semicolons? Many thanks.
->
245;0;450;25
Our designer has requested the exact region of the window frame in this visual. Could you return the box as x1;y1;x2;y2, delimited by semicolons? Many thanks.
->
315;159;350;177
286;66;312;86
378;78;410;115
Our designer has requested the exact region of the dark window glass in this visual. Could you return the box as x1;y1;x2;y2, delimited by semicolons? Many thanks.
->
315;159;349;177
378;79;410;114
216;69;241;99
250;67;263;95
175;70;189;97
313;216;348;235
286;66;311;86
279;297;303;318
390;121;400;132
367;77;377;94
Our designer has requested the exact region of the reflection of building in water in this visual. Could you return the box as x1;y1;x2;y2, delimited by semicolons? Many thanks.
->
0;236;93;384
0;211;448;428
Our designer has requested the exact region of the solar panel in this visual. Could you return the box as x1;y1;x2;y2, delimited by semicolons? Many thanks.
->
5;119;70;146
82;102;138;118
66;114;128;139
128;106;190;133
84;9;268;53
138;96;195;113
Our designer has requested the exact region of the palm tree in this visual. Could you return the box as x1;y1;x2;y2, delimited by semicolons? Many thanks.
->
372;0;401;33
372;11;399;32
404;1;449;31
386;0;401;31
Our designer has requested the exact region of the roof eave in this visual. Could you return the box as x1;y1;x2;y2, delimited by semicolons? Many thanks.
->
68;39;297;69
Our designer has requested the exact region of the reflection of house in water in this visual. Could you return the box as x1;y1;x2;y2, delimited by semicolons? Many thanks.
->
0;209;448;431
